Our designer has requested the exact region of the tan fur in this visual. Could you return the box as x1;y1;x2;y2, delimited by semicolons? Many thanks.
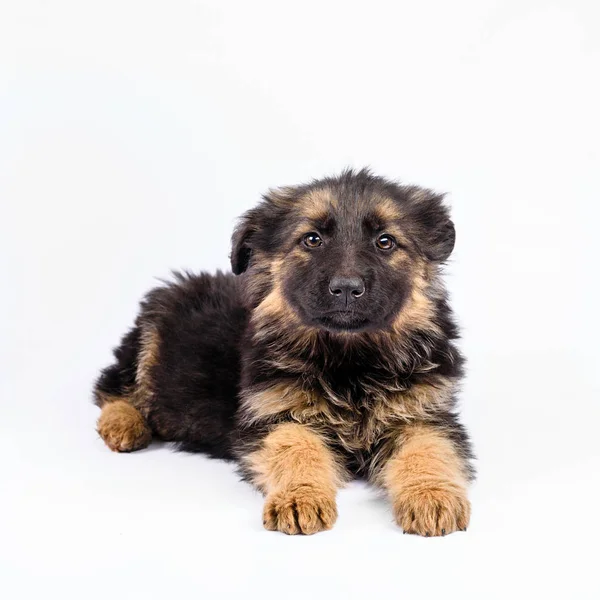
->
268;186;337;218
251;284;317;353
241;377;454;462
388;246;415;269
373;196;402;223
386;377;454;420
302;188;338;220
239;383;326;426
243;423;345;534
381;423;470;536
251;260;294;324
250;258;319;356
131;326;160;416
97;400;152;452
392;267;440;336
252;285;288;324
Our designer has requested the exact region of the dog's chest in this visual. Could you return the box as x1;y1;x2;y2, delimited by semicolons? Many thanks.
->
299;380;409;453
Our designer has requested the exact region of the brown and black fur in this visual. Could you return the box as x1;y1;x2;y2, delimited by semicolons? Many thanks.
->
94;168;475;536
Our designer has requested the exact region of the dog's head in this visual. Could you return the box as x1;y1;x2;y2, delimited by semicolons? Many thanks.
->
231;169;455;336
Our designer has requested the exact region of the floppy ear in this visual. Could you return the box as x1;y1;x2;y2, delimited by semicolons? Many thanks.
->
407;189;456;262
231;203;270;274
230;217;255;275
426;218;455;262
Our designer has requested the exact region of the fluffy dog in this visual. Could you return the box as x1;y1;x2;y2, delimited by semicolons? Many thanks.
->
93;168;474;536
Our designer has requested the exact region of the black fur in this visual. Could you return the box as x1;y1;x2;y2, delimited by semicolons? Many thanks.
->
95;272;246;459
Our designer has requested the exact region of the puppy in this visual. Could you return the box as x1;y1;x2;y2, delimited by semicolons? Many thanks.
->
93;168;474;536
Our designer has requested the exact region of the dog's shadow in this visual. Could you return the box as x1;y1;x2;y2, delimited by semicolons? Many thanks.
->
135;440;170;454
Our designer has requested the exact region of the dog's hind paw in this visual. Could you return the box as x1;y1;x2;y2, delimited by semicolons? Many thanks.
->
97;400;152;452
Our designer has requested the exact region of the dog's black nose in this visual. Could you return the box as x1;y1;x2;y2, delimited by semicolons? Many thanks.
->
329;276;365;302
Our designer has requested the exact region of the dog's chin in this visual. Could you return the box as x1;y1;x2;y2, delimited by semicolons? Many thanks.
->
312;311;372;333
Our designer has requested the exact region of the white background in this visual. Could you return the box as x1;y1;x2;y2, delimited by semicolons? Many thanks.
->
1;1;599;598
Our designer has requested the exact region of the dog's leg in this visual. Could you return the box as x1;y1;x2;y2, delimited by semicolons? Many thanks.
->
378;423;471;536
243;423;344;535
94;324;158;452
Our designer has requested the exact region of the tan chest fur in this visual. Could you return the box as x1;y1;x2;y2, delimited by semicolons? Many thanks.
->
240;376;454;454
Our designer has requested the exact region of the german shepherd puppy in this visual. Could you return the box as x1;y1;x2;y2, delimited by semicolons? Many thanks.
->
93;169;474;536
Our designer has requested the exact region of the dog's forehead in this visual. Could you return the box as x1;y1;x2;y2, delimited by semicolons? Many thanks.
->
296;185;402;230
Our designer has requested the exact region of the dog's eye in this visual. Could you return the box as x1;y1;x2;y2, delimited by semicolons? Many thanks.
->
303;232;323;248
376;234;396;250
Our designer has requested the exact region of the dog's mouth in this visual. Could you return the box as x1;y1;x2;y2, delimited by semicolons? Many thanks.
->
313;310;371;332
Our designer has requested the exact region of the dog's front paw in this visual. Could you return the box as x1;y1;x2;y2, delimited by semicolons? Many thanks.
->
263;485;337;535
394;484;470;537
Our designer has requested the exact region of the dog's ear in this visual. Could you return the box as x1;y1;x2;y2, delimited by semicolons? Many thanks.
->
231;207;265;275
407;189;456;262
425;217;455;262
230;218;253;275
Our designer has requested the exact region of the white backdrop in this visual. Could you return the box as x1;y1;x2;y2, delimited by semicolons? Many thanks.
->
1;1;599;598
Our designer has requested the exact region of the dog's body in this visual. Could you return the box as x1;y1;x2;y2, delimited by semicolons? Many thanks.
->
94;169;474;536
